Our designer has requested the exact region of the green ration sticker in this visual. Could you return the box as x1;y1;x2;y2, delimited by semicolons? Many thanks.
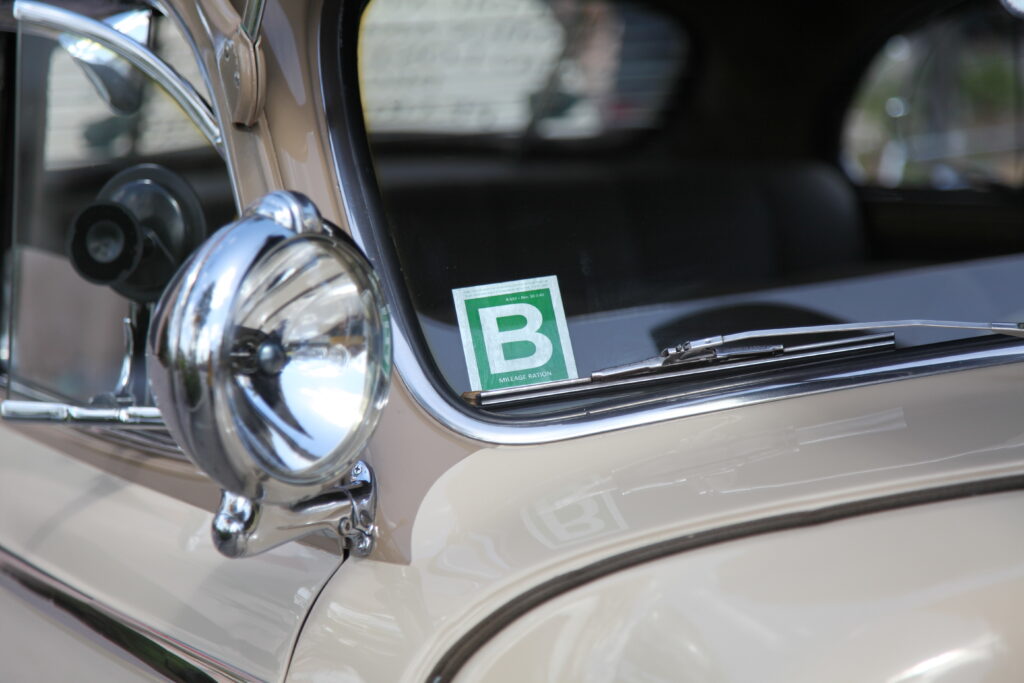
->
453;276;578;391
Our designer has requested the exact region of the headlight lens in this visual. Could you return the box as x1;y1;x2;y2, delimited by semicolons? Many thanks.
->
148;192;391;503
228;235;390;486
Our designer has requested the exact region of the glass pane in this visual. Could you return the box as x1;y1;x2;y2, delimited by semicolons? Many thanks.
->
8;15;232;403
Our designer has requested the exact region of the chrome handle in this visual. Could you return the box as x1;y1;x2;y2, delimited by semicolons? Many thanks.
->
1;400;163;427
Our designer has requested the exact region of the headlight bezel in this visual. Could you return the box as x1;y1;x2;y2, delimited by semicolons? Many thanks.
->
147;192;392;505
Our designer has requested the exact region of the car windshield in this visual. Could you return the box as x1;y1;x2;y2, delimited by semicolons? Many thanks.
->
356;0;1024;411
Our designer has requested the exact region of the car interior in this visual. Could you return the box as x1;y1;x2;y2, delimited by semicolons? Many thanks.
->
359;0;1024;399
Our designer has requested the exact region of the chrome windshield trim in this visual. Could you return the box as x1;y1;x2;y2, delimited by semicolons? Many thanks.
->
14;0;224;156
318;3;1024;446
0;546;257;682
402;335;1024;445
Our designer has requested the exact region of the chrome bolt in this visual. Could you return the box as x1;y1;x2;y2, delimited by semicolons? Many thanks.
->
355;534;372;555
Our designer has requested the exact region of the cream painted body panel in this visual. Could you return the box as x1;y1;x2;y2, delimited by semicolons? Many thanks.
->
0;425;341;681
289;363;1024;681
1;0;475;678
457;490;1024;683
6;0;1024;681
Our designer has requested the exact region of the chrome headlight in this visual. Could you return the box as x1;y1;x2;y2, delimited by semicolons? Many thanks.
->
147;192;391;513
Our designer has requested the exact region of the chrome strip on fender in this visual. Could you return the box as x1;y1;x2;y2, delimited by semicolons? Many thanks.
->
0;546;257;682
317;1;1024;447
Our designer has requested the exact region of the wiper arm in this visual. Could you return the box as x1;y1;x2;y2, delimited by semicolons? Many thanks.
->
462;319;1024;408
596;319;1024;380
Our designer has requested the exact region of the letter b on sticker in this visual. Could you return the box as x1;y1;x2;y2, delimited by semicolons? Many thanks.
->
478;303;553;373
454;277;578;391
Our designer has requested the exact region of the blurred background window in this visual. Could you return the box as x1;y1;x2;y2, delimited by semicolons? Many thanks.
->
359;0;687;142
843;1;1024;189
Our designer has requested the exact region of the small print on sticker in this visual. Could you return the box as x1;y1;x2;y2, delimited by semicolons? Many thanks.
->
453;276;578;392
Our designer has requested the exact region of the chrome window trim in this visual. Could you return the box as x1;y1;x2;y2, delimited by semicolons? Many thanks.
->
13;0;224;156
318;1;1024;447
0;545;257;682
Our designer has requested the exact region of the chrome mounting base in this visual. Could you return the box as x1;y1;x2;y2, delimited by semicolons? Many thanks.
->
211;460;377;559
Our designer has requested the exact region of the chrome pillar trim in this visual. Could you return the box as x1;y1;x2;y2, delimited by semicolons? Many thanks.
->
215;0;267;126
0;400;163;426
212;460;377;559
240;0;267;43
58;8;153;116
0;546;257;682
13;0;224;156
317;2;1024;447
142;0;244;212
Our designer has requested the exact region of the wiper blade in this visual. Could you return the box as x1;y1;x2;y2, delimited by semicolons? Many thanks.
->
462;319;1024;408
465;332;895;407
597;319;1024;380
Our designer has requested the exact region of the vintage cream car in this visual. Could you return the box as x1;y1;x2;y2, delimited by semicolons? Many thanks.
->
4;0;1024;680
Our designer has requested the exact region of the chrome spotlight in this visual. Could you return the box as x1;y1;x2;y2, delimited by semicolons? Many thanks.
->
147;192;391;558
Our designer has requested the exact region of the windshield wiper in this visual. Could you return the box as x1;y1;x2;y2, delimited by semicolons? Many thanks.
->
596;319;1024;379
463;319;1024;408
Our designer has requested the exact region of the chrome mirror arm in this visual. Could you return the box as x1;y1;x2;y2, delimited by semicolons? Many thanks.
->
14;0;224;156
212;461;378;559
110;303;152;407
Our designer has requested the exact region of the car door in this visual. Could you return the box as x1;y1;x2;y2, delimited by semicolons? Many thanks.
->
0;5;344;680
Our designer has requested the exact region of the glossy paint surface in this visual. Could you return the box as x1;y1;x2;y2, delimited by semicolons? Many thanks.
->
8;2;1024;682
0;584;161;682
289;362;1024;681
0;425;341;681
457;490;1024;682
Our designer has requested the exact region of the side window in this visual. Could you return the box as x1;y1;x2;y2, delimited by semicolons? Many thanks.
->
842;1;1024;189
8;12;233;403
